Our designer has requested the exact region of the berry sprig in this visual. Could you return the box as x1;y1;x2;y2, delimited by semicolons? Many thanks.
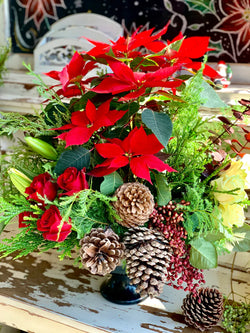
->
222;302;250;333
149;201;205;294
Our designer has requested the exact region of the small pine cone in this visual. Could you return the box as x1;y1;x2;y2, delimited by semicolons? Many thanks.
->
182;287;224;331
123;227;172;298
113;183;154;228
79;228;125;276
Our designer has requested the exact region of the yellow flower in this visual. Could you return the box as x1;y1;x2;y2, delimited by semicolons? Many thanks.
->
241;154;250;189
221;159;247;180
211;174;246;204
218;204;245;228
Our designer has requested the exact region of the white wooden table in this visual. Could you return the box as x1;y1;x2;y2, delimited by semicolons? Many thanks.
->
0;226;249;333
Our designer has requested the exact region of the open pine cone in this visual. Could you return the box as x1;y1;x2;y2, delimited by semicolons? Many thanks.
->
113;182;154;228
182;287;224;331
123;227;172;297
79;228;125;276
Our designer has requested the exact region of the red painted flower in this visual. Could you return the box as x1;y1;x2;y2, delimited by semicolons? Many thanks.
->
45;52;96;95
57;167;89;196
37;205;72;242
53;99;127;147
215;0;250;55
90;126;176;183
92;61;182;101
17;0;66;30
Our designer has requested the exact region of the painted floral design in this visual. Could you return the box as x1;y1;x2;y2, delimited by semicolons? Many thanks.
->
16;0;66;30
214;0;250;55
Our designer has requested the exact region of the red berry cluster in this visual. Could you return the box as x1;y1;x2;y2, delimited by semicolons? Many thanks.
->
149;201;205;294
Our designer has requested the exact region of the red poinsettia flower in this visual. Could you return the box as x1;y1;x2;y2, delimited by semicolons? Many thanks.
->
92;61;182;101
53;99;127;147
214;0;250;55
90;126;176;183
45;52;96;94
17;0;66;30
84;23;169;59
150;34;219;79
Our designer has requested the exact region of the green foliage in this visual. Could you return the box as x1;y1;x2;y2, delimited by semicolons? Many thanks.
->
154;173;171;206
199;80;227;108
0;144;45;199
222;301;250;333
54;147;91;175
100;172;123;195
232;224;250;252
189;237;218;269
181;181;215;237
0;195;42;229
58;189;124;239
165;70;213;188
0;40;11;85
0;110;54;138
141;108;173;147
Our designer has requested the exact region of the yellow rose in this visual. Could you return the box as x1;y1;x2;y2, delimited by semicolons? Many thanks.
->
220;159;247;181
211;174;246;204
218;204;245;228
241;154;250;189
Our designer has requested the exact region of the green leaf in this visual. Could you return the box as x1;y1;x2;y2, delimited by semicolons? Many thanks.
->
141;108;173;146
204;231;226;242
200;80;227;108
155;174;171;205
116;102;139;127
190;237;218;269
54;147;90;175
232;224;250;252
100;172;123;195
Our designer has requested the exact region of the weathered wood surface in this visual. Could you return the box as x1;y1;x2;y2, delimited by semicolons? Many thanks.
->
0;226;249;333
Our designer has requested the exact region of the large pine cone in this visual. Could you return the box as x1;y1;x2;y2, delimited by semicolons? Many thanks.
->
113;182;154;228
79;228;125;276
123;227;172;297
182;287;224;331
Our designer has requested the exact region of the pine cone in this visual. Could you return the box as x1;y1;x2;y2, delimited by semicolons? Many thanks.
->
123;227;172;298
113;182;154;228
79;228;125;276
182;287;224;331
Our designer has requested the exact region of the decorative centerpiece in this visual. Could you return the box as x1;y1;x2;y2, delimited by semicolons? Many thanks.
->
0;24;249;331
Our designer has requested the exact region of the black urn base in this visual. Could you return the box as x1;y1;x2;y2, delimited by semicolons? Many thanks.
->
100;266;146;305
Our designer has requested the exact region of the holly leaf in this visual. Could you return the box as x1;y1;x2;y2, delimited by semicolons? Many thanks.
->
155;173;171;206
54;147;90;175
100;172;123;195
141;108;172;146
232;224;250;252
189;237;218;269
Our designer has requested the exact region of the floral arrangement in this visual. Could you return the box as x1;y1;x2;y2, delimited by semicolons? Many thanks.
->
0;24;250;330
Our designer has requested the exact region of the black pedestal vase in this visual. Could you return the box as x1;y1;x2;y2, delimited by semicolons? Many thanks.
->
100;265;146;305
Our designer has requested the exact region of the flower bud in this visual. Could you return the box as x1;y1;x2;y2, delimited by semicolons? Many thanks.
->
25;137;58;160
8;168;32;196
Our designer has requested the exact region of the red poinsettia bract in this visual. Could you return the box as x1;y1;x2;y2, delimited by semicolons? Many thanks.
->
92;61;182;101
45;52;96;96
53;99;127;147
90;126;176;183
85;22;169;59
